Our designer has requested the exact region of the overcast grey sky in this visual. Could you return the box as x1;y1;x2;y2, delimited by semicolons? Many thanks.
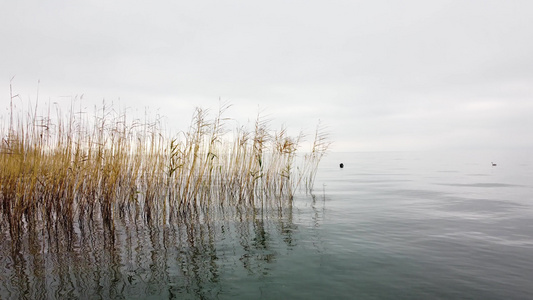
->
2;0;532;151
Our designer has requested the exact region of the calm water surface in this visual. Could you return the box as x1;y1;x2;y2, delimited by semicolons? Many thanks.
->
1;151;532;299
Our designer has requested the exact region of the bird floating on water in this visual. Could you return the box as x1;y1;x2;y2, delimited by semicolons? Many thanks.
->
340;163;344;168
491;162;497;166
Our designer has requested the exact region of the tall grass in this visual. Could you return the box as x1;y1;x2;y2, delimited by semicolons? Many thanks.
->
0;89;330;249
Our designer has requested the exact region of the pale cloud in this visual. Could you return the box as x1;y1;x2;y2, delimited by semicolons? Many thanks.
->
1;0;532;151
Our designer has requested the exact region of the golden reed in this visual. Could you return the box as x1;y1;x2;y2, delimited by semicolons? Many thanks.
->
1;89;329;250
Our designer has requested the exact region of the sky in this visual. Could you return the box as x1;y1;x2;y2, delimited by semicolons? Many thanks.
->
1;0;532;152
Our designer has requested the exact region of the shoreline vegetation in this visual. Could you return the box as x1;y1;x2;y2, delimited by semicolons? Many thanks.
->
1;88;330;252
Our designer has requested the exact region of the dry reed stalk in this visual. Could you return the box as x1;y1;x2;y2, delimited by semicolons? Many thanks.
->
1;90;330;248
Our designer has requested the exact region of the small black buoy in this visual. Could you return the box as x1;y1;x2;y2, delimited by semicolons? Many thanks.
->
340;163;344;168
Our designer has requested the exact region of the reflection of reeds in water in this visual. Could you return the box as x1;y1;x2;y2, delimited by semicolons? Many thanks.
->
0;92;329;253
0;184;300;298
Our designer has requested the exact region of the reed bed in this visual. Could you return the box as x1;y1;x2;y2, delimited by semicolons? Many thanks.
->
0;95;330;250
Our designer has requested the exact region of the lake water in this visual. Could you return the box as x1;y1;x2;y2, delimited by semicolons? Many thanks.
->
1;151;533;299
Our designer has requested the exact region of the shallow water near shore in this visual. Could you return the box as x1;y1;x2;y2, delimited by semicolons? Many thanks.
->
2;150;533;299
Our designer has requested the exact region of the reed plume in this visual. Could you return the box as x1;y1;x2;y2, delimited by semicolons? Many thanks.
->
0;89;330;249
